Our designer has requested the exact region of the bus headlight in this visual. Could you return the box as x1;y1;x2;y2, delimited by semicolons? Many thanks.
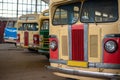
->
104;40;117;53
50;40;57;51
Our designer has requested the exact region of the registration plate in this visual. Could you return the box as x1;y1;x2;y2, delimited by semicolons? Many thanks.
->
67;60;88;68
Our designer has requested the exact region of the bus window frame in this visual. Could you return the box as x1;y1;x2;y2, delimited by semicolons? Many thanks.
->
52;3;80;25
80;0;119;23
18;23;39;31
41;19;49;30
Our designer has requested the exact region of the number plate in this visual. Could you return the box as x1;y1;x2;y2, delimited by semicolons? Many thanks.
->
67;60;88;68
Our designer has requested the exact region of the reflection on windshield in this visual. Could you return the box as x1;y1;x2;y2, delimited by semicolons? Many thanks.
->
18;23;38;31
81;0;118;23
52;0;118;24
41;20;49;30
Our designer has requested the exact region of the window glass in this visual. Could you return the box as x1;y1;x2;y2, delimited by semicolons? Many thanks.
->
23;5;27;11
3;3;8;9
32;0;35;5
12;0;17;3
3;0;8;3
13;4;17;10
18;23;38;31
28;0;31;4
53;3;80;25
81;0;118;23
41;20;49;30
0;3;2;9
18;4;23;10
23;0;27;4
7;4;13;10
18;0;23;3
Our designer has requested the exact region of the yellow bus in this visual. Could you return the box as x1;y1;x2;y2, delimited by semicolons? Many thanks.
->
38;9;49;57
16;14;40;51
48;0;120;80
17;9;49;52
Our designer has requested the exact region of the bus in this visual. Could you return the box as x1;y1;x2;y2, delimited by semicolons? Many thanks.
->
17;9;49;53
16;14;40;51
4;21;17;45
38;9;49;58
48;0;120;80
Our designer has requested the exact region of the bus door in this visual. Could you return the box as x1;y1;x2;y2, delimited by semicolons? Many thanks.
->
40;20;49;50
23;24;29;46
24;31;29;46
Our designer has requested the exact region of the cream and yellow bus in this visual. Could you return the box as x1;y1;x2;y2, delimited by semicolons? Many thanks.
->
48;0;120;80
38;9;49;58
17;9;49;52
16;14;40;51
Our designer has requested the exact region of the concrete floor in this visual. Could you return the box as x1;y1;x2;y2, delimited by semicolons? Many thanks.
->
0;43;68;80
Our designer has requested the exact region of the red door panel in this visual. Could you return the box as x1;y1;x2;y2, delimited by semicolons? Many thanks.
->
24;31;29;46
72;24;84;61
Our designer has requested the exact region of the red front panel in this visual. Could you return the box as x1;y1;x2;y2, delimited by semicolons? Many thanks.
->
33;34;39;45
104;38;120;64
50;38;58;60
24;31;29;46
72;24;84;61
17;34;20;43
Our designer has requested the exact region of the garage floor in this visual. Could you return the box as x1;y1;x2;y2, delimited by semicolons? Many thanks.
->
0;43;67;80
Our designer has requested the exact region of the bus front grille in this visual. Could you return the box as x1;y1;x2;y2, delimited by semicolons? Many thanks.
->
72;25;84;61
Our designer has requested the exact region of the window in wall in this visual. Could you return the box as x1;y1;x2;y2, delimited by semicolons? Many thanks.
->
18;4;23;11
8;0;13;3
3;3;8;10
0;3;2;9
13;4;17;10
23;0;27;4
3;0;8;3
28;5;32;12
18;0;23;4
32;5;35;12
32;0;35;5
7;4;13;10
23;5;27;11
13;0;17;3
28;0;32;4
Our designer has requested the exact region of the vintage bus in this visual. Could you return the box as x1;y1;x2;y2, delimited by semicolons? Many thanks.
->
17;9;49;52
48;0;120;80
38;9;49;57
16;14;40;51
4;21;17;45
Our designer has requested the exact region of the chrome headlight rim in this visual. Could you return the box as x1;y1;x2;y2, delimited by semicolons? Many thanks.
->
49;40;57;51
104;40;118;53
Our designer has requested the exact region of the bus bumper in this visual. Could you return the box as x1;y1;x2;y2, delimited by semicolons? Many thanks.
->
47;66;120;79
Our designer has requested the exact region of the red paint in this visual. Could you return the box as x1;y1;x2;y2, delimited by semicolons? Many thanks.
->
24;31;29;46
103;38;120;64
17;34;20;43
72;24;84;61
0;21;7;43
50;38;58;60
33;34;39;45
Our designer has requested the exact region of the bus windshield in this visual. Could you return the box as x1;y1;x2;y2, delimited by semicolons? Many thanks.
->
18;23;38;31
81;0;118;23
41;20;49;30
53;3;80;25
52;0;118;24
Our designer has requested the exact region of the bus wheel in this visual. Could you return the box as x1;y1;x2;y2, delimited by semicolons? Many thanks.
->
45;54;49;59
